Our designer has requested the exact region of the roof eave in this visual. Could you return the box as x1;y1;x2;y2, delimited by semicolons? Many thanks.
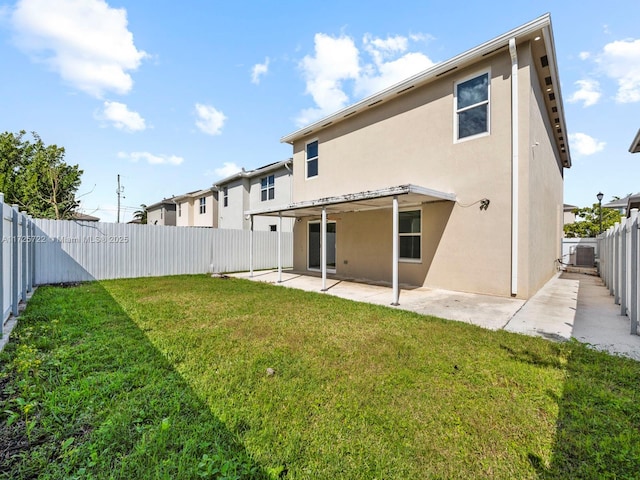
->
629;129;640;153
281;14;554;145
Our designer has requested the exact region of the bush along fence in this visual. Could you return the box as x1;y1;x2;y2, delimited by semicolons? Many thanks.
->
598;208;639;335
1;194;36;337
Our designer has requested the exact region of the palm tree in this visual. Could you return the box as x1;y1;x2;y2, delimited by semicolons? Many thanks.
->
133;204;147;224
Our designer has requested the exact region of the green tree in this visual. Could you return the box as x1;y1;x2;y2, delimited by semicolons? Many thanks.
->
133;204;148;224
0;131;83;219
564;202;622;238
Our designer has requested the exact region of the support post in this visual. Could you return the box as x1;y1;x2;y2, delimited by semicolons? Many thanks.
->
321;207;327;292
249;215;254;277
277;212;282;283
392;195;399;305
11;206;19;317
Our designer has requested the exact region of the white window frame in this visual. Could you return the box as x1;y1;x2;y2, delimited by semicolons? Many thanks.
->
305;139;319;180
399;208;422;263
199;197;206;214
178;203;182;217
223;187;228;207
261;174;275;201
453;69;490;143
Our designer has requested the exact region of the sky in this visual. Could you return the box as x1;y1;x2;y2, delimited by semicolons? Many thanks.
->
0;0;638;222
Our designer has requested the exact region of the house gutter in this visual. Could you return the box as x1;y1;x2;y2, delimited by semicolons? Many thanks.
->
509;37;519;297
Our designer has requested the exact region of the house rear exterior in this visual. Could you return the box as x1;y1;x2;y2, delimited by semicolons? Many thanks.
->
250;14;571;300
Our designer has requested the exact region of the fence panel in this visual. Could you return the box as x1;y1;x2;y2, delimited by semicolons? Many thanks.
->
33;220;293;284
598;208;639;335
0;195;35;335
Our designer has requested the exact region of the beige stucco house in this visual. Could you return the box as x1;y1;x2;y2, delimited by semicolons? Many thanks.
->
214;159;294;232
174;188;218;227
147;198;177;226
247;14;571;301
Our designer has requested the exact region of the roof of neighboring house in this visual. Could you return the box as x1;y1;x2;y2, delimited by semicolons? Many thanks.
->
146;198;177;211
128;218;142;224
213;158;293;188
280;13;571;168
563;204;577;211
604;195;634;209
173;188;216;202
629;129;640;153
626;193;640;215
72;212;100;222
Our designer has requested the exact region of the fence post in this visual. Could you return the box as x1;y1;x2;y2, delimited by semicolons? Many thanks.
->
630;209;638;335
0;194;3;336
620;220;627;315
20;212;27;302
11;206;19;317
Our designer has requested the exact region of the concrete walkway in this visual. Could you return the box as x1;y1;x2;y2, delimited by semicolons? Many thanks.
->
231;270;640;361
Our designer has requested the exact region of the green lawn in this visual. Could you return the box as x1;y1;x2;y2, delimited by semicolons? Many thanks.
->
1;275;639;479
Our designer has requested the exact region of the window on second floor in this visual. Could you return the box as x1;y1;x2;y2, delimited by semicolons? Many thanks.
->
455;71;489;141
306;140;318;178
261;175;275;201
178;204;182;217
199;197;206;214
223;187;228;207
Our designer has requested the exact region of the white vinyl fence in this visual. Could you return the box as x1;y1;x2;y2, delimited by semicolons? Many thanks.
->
33;220;293;284
598;208;639;335
1;194;36;333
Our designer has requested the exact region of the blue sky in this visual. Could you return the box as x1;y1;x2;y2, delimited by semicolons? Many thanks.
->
0;0;638;222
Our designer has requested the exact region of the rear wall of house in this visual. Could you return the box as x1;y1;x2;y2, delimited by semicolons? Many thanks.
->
290;42;565;298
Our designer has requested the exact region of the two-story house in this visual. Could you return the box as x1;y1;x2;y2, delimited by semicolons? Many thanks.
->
246;14;571;301
174;188;218;227
146;198;177;226
214;159;294;232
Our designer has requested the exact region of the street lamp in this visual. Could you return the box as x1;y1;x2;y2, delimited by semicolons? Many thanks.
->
597;191;604;235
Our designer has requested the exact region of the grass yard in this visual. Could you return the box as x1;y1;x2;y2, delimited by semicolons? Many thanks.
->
1;275;639;479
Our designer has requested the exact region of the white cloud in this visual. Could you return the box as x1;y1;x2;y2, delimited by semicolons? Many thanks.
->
296;32;434;126
568;79;601;107
195;103;227;135
213;162;242;179
569;133;606;156
596;38;640;103
296;33;360;126
100;101;146;131
578;51;591;60
251;57;270;84
10;0;147;98
118;151;184;165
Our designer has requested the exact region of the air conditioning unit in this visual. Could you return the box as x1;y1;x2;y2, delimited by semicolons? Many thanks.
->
574;246;595;267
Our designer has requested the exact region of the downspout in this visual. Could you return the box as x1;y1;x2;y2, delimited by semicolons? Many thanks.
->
509;38;519;297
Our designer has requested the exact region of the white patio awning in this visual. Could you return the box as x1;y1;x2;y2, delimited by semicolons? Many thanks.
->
245;184;456;218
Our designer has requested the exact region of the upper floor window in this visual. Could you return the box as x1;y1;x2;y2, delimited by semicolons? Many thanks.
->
178;204;182;217
455;72;489;141
223;187;228;207
261;174;275;201
399;210;421;261
306;140;318;178
199;197;206;214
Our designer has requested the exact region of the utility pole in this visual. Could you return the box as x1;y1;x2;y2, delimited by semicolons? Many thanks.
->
117;174;125;223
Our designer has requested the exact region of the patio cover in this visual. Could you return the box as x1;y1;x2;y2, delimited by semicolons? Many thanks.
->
245;184;456;305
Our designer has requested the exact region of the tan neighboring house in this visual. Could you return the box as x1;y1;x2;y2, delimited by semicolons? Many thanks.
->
174;188;218;227
147;198;177;226
563;204;577;226
247;14;571;301
214;159;294;232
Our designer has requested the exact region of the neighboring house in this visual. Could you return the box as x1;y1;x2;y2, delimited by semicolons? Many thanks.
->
214;159;293;232
72;212;100;222
603;195;632;216
174;188;218;227
146;198;177;226
629;129;640;154
247;14;571;300
563;204;577;226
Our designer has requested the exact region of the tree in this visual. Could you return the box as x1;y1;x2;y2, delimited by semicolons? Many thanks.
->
564;202;622;238
133;204;148;224
0;131;83;219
